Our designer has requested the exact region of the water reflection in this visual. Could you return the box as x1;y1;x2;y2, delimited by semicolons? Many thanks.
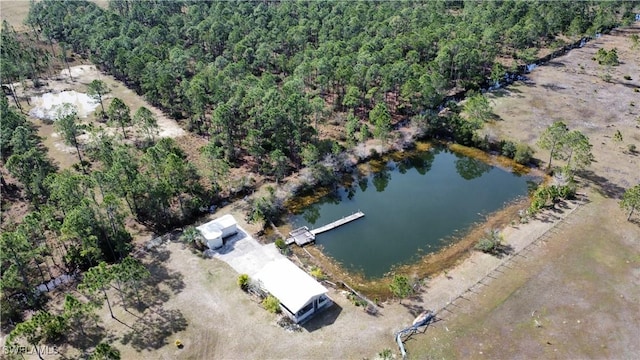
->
454;155;493;180
290;146;536;278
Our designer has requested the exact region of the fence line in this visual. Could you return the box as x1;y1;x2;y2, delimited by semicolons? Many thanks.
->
437;198;587;317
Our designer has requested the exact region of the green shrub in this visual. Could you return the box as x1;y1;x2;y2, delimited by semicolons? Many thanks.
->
594;48;619;66
262;295;281;314
237;274;250;291
310;267;326;280
378;348;393;360
628;144;637;153
513;143;534;165
346;292;368;307
474;229;503;254
501;140;517;158
528;183;575;215
613;130;623;142
623;75;632;80
558;183;576;199
389;275;413;303
274;238;286;250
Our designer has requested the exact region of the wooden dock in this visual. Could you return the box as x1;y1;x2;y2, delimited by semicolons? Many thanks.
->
310;211;365;236
286;211;365;247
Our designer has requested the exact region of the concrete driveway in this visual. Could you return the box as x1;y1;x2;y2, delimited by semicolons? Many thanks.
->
210;226;283;276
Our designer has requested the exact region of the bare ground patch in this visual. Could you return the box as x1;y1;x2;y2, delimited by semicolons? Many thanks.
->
486;23;640;194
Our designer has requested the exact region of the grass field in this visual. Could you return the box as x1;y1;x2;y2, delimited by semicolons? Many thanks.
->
407;194;640;359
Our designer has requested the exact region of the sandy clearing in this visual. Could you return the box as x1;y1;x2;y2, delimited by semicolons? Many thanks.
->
29;90;99;120
12;64;187;170
406;194;640;359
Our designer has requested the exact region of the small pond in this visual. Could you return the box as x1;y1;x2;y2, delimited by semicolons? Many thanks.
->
289;145;537;279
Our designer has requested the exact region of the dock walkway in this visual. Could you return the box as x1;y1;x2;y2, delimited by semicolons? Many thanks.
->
310;211;365;235
285;211;365;247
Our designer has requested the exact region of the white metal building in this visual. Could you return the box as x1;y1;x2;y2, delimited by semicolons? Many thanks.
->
196;221;224;249
196;214;238;249
255;259;332;323
213;214;238;238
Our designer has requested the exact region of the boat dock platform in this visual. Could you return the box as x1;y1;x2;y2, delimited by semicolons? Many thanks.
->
285;211;365;247
285;226;315;246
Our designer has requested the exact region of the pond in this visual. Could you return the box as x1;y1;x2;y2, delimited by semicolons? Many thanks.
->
289;145;537;279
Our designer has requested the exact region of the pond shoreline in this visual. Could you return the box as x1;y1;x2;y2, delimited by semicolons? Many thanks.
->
277;142;544;300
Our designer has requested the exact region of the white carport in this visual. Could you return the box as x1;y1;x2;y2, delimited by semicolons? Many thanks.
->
255;259;332;324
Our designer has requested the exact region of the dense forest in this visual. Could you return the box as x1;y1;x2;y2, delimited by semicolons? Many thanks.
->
1;0;637;356
21;0;637;171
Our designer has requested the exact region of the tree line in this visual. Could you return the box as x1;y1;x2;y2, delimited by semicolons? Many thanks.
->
24;0;636;177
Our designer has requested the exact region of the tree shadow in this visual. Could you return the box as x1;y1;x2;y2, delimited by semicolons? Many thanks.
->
132;247;186;310
546;61;566;68
493;244;515;258
407;291;424;303
302;302;342;333
401;302;426;318
478;243;515;258
145;248;185;295
577;170;627;199
490;87;523;99
120;306;188;351
532;209;563;223
65;323;107;353
541;83;566;91
0;178;22;204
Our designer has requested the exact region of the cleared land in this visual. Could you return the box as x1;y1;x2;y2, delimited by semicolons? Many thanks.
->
407;194;640;359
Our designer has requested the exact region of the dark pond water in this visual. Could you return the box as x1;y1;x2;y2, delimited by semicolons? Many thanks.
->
290;146;537;279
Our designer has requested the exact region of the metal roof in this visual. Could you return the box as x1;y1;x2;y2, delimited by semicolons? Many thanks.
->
254;259;328;314
196;221;222;241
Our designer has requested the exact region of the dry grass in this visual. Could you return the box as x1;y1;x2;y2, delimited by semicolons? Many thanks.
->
0;1;34;31
406;194;640;359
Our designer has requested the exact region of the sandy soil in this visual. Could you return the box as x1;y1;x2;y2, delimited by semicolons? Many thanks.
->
0;1;34;31
406;194;640;359
485;24;640;192
9;64;186;170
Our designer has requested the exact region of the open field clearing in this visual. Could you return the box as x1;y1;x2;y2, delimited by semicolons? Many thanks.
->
7;64;186;171
406;194;640;359
486;23;640;193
